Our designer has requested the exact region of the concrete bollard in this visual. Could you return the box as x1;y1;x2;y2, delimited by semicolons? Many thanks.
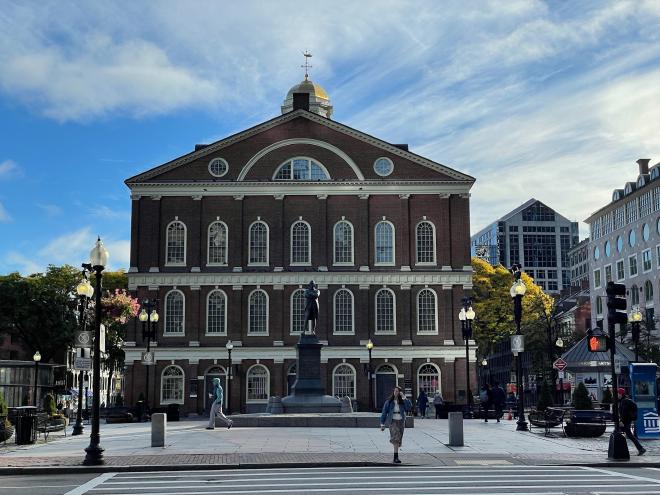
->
448;412;464;447
151;412;167;448
270;396;284;414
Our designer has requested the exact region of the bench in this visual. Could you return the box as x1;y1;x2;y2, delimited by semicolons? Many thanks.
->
36;413;66;442
101;407;135;424
564;409;612;437
528;407;566;436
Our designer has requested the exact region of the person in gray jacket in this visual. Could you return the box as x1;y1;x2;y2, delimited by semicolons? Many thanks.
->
206;377;233;430
380;386;412;464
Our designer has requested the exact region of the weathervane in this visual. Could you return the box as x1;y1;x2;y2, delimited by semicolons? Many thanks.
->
301;51;312;80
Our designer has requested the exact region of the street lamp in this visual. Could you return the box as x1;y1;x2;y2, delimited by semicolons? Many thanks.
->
458;298;475;414
510;264;528;431
84;372;89;420
366;339;374;411
481;358;490;386
83;237;108;466
555;337;564;405
629;307;643;362
139;299;159;421
73;270;93;436
226;340;234;414
33;351;41;408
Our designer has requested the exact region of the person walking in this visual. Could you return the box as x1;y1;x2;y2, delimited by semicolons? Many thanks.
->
491;382;506;423
480;384;493;422
416;390;429;419
380;386;412;464
206;378;233;430
618;388;645;455
433;392;444;419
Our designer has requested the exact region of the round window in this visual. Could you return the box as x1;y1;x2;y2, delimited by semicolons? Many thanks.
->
374;157;394;177
604;241;611;257
616;236;623;253
594;246;600;261
629;229;636;248
208;158;228;177
643;223;650;241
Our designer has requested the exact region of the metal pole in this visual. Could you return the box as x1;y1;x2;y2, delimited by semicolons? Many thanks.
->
145;323;151;421
514;295;528;431
72;369;85;435
465;336;472;411
368;347;373;412
84;266;104;465
227;348;232;415
33;361;39;408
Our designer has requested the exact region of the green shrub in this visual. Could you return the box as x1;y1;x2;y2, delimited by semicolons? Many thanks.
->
0;390;7;416
43;394;57;415
572;382;593;410
536;381;554;411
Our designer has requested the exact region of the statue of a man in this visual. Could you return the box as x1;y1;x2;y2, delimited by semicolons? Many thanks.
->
303;280;320;334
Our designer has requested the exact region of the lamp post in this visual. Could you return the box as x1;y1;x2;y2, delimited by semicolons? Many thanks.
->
458;299;475;413
83;237;109;466
33;351;41;408
84;372;89;421
366;339;374;411
630;307;642;362
139;299;159;421
481;358;490;386
226;340;233;414
510;264;528;431
555;337;564;405
73;271;94;435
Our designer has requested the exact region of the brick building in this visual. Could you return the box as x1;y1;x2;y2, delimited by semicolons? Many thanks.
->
123;77;475;415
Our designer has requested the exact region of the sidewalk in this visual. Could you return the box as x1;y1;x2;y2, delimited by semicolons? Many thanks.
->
1;417;659;473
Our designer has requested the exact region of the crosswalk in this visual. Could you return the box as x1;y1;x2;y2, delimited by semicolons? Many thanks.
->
68;465;660;495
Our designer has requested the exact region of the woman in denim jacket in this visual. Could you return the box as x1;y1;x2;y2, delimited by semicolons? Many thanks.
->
380;386;412;463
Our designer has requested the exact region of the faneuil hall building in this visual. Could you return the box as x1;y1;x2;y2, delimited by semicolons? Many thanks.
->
123;74;476;415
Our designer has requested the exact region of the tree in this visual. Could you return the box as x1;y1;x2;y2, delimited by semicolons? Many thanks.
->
572;382;593;409
536;381;554;411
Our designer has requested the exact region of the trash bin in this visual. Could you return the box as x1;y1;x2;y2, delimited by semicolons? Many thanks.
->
9;406;37;445
166;403;180;422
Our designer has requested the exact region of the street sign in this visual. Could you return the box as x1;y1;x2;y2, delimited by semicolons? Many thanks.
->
142;351;154;365
511;335;524;354
558;371;565;379
74;331;92;348
74;357;92;370
553;358;568;371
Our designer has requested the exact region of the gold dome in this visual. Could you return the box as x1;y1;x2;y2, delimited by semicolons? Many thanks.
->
285;78;329;101
281;77;333;118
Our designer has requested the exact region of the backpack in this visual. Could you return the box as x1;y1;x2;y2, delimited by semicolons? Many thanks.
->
479;390;488;403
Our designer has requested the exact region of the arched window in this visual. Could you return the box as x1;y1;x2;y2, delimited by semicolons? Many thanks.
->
332;364;356;398
207;221;228;265
418;363;441;396
246;365;269;402
290;289;306;334
273;157;330;181
631;285;640;306
166;220;186;265
375;221;395;265
416;221;436;264
160;365;184;404
290;221;311;265
249;221;269;265
287;364;297;395
334;289;354;334
334;220;354;265
417;288;438;334
206;290;227;335
645;280;654;303
248;289;268;335
375;288;395;334
164;290;185;335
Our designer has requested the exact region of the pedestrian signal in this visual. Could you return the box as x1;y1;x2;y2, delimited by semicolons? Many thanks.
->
586;329;608;352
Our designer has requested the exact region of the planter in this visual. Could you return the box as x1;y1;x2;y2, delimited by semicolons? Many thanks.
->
564;421;606;437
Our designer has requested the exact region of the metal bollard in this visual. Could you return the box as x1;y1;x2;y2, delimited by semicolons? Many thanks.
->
448;411;464;446
151;412;166;447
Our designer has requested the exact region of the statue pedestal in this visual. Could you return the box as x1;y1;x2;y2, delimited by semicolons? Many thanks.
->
281;333;341;413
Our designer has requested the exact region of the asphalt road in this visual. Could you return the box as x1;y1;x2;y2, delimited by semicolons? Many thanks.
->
2;466;660;495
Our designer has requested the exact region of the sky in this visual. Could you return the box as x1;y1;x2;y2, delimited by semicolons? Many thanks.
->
1;0;660;275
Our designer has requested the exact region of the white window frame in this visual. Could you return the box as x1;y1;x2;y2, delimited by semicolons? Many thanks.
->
248;220;269;266
333;219;354;266
604;263;613;284
205;289;227;336
642;248;653;273
417;288;438;335
207;220;228;266
616;259;625;282
593;269;602;289
164;289;185;336
374;220;396;266
417;363;441;396
656;244;660;269
332;363;357;399
160;365;185;405
247;289;269;336
629;254;639;278
290;288;306;335
333;288;355;335
415;220;437;266
272;156;331;181
644;280;654;305
165;220;187;266
596;297;603;317
290;220;312;266
374;288;396;335
246;364;270;403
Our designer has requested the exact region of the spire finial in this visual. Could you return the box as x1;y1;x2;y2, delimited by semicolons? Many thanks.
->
301;51;312;80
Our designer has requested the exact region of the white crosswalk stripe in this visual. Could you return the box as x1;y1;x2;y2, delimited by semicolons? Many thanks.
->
75;465;660;495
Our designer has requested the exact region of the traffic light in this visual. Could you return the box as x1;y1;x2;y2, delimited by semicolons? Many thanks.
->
606;282;628;328
586;329;609;352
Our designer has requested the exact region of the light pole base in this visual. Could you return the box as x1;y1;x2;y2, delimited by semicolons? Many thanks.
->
83;444;105;465
608;430;630;460
72;423;84;436
516;419;528;431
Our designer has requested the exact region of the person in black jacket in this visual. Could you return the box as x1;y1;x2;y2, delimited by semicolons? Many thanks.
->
491;382;506;423
618;387;645;455
480;384;493;422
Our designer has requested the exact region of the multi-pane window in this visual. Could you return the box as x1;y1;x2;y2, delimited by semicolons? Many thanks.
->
596;297;603;316
334;220;353;264
654;187;660;212
206;290;226;335
291;221;311;265
332;364;356;398
161;366;184;404
614;207;625;230
522;234;557;267
640;192;652;217
594;269;601;288
248;290;268;335
165;290;185;334
334;289;354;334
291;289;306;334
626;199;639;224
605;265;612;283
375;288;395;334
274;158;329;181
616;260;625;281
166;221;186;264
631;285;640;306
249;221;268;264
208;221;227;265
509;235;519;264
643;249;652;272
629;255;638;277
416;221;435;264
246;365;269;401
375;221;394;264
418;364;440;396
417;289;437;334
522;202;555;221
645;280;654;302
657;245;660;268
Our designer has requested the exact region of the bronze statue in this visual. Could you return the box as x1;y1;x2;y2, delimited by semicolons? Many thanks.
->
303;280;320;334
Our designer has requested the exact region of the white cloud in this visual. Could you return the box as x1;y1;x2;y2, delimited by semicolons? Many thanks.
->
4;251;41;275
37;203;63;216
0;160;19;179
88;205;131;221
0;202;12;222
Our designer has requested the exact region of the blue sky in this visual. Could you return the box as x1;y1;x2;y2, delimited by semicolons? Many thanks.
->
1;0;660;274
